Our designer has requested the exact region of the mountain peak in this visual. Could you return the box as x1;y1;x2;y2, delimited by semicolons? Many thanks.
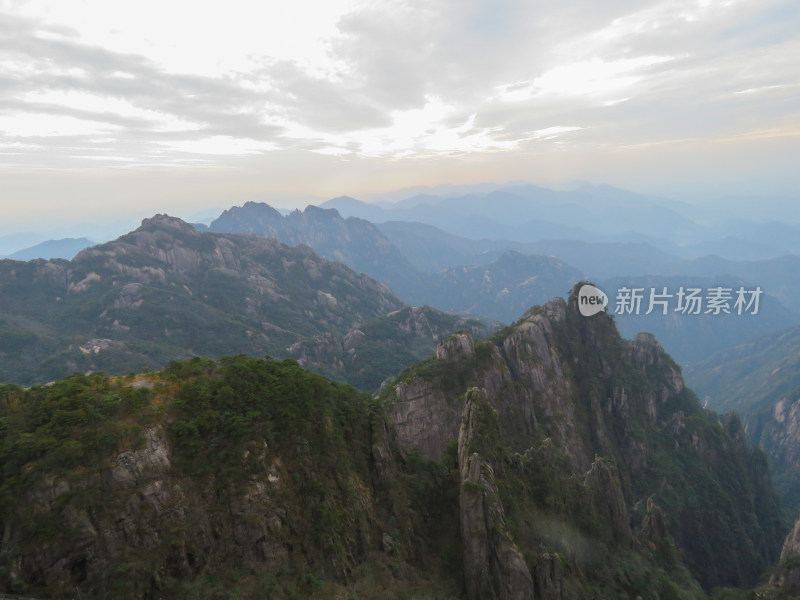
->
209;202;284;234
138;214;197;235
302;204;342;219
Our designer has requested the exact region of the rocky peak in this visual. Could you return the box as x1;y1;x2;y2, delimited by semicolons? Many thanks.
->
138;214;199;236
629;331;660;360
435;331;475;362
542;296;567;322
302;205;341;220
457;388;533;600
627;331;685;397
210;202;284;235
517;296;567;324
771;513;800;594
386;295;784;590
584;456;632;545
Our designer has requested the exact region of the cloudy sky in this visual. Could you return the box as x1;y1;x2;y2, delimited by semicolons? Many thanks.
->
1;0;798;227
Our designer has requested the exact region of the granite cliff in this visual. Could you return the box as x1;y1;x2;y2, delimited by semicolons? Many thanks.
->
383;285;785;592
0;286;787;598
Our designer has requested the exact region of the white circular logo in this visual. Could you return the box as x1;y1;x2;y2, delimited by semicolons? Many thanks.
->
578;284;608;317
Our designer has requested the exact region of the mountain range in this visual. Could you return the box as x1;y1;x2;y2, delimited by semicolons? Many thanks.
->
207;200;800;364
0;287;788;598
0;215;404;385
2;181;800;598
209;202;424;299
4;195;797;384
323;184;800;259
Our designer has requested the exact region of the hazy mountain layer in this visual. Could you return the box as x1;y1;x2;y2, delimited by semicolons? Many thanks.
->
7;237;95;261
378;220;800;363
326;183;799;261
210;202;424;296
378;219;681;277
604;274;800;365
418;251;585;323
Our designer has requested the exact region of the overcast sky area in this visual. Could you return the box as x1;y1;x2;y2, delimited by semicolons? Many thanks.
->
1;0;798;230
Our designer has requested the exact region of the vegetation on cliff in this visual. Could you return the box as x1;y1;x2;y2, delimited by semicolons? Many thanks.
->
0;215;403;385
383;285;786;592
0;356;463;599
687;324;800;517
0;286;791;598
289;305;493;391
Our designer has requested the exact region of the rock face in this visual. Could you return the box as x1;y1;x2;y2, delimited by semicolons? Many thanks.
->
1;357;438;599
8;425;291;596
391;374;466;461
1;290;788;598
772;512;800;594
437;331;475;361
387;328;498;459
384;285;785;590
458;388;534;600
583;457;631;546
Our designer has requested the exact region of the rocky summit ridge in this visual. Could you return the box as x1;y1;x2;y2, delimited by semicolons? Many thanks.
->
383;287;785;592
0;284;789;599
0;214;403;385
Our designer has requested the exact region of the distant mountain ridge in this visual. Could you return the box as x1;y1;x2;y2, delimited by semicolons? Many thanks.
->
420;250;585;322
377;220;681;277
325;184;799;261
207;201;586;321
0;215;404;385
206;199;799;365
7;237;95;261
288;305;494;390
210;201;424;296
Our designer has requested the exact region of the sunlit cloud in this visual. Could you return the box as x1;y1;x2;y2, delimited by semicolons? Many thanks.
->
495;56;677;102
0;0;797;214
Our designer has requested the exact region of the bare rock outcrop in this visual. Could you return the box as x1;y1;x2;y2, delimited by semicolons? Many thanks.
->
584;456;631;545
436;331;475;361
458;388;534;600
771;511;800;594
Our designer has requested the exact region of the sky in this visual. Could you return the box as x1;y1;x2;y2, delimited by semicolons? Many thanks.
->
1;0;799;229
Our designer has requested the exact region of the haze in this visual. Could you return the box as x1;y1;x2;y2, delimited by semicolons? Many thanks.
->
1;0;798;230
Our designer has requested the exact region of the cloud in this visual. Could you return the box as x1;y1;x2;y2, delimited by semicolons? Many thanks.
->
0;11;285;164
0;0;797;174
